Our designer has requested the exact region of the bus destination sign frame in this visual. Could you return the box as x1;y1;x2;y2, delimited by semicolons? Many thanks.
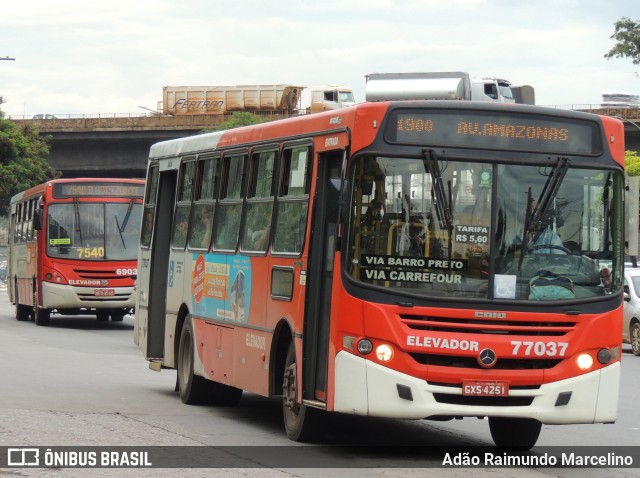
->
52;183;145;199
385;108;602;156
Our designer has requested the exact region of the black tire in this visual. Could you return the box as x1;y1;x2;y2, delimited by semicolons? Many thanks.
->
282;341;321;441
34;306;51;326
177;319;210;404
16;304;31;321
96;310;110;322
111;310;126;322
33;291;51;326
631;321;640;356
15;283;30;322
489;417;541;449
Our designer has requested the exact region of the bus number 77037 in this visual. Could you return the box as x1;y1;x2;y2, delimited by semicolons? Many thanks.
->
511;340;569;357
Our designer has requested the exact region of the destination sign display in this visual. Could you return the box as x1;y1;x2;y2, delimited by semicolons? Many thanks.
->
385;109;601;155
52;183;144;199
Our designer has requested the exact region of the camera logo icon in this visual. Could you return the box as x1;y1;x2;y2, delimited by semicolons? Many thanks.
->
7;448;40;466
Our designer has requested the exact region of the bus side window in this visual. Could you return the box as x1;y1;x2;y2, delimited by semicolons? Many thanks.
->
172;159;196;250
14;203;21;244
272;145;311;254
141;165;159;248
213;152;247;251
20;202;27;243
188;156;219;251
27;199;34;241
240;149;276;253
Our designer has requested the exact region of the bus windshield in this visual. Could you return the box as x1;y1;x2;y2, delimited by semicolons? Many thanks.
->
347;154;623;301
47;201;142;261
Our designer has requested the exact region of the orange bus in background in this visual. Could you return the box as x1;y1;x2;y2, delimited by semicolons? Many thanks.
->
7;178;144;326
135;101;626;449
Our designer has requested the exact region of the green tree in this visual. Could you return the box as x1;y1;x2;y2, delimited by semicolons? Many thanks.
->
604;17;640;66
215;112;265;131
626;150;640;176
0;118;60;215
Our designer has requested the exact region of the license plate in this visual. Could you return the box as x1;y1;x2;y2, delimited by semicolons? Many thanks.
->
95;289;115;297
462;380;509;397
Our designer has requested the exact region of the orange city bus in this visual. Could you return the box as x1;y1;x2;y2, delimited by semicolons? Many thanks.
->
134;101;626;448
8;178;145;326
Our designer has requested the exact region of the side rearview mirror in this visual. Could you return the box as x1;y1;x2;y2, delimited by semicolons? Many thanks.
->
33;210;42;231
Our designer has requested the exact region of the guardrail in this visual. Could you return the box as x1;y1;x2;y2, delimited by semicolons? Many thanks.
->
7;110;304;132
6;105;640;131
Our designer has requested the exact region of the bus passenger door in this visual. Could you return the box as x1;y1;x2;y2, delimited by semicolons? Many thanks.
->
303;151;343;404
137;169;176;360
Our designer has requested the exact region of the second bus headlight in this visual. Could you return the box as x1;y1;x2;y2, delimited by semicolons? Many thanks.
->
375;344;394;362
576;353;593;370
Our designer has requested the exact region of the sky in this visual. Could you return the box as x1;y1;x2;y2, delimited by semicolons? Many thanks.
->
1;0;639;118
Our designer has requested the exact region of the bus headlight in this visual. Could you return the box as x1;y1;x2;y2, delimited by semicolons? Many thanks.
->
375;344;393;362
576;353;593;370
45;272;63;283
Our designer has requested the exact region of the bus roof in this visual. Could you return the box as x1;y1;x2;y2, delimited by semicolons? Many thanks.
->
149;130;225;159
147;101;617;162
10;177;145;203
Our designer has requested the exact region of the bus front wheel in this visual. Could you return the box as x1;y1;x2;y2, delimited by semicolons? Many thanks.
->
488;417;541;449
34;307;51;326
33;292;50;326
282;341;321;442
177;319;210;405
111;310;126;322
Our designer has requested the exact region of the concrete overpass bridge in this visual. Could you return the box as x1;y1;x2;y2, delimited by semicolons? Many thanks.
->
11;112;293;178
9;106;640;179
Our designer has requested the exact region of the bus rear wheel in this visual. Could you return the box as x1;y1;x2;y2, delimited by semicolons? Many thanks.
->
15;285;30;322
16;305;31;321
488;417;541;449
282;341;321;442
177;319;210;405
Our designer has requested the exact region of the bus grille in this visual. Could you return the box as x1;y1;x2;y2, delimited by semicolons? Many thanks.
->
73;268;131;280
400;314;576;337
409;353;561;369
77;291;132;303
432;393;535;407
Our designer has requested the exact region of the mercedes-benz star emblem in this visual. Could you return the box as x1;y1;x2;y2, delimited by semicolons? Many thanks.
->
478;348;497;368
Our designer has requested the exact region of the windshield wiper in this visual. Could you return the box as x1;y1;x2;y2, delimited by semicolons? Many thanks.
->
114;215;126;248
119;199;135;233
73;198;84;247
113;199;135;250
529;157;568;238
519;156;569;266
423;149;454;231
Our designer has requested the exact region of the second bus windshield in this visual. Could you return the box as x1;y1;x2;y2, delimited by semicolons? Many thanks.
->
47;202;142;261
347;155;623;301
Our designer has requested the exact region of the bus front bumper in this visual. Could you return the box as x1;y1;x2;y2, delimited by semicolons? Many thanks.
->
333;350;619;424
42;281;135;310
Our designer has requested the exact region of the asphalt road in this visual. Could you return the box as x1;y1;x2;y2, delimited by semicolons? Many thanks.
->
0;281;638;477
